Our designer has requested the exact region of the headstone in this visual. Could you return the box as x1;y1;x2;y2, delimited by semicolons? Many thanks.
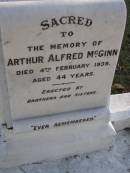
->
0;0;126;167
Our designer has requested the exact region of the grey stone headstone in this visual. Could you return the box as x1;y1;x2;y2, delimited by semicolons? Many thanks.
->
0;0;126;126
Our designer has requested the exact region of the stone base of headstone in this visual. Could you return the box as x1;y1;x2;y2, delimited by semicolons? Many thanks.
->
110;93;130;131
0;107;116;168
0;0;126;168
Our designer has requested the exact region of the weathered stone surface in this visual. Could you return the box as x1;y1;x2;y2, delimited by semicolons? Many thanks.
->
0;0;126;124
0;130;129;173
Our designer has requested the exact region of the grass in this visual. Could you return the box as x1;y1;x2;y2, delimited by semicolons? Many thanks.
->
112;0;130;94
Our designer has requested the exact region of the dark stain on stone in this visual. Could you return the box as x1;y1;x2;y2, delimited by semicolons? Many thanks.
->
66;171;69;173
3;140;7;143
108;146;113;152
3;40;11;45
127;168;130;173
73;154;80;159
32;162;42;164
86;155;90;159
125;128;130;132
65;156;73;161
124;139;127;143
123;157;126;160
36;32;42;37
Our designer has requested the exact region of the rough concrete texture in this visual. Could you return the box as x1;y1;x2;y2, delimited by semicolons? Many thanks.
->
0;129;129;173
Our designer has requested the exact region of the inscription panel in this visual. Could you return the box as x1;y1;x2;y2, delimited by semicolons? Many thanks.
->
0;0;126;120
